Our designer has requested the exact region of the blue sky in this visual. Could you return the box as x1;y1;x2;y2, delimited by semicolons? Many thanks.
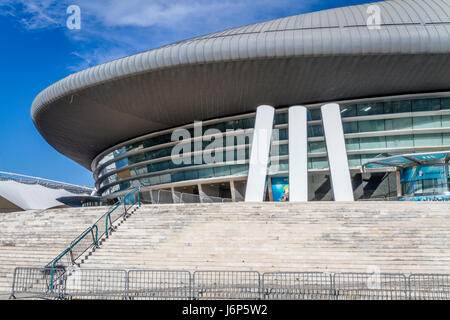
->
0;0;377;187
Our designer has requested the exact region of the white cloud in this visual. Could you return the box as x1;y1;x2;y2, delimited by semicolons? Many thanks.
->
1;0;319;70
0;0;66;29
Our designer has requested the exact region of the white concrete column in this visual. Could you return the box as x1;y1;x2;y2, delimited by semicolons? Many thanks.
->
197;184;204;203
267;176;274;201
230;180;236;202
245;105;275;202
396;170;402;198
321;103;354;201
288;106;308;202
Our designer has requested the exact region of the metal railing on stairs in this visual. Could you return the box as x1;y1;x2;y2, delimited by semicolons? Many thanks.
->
45;187;141;291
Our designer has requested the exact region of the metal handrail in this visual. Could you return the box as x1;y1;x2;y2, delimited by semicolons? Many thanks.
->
46;187;141;290
49;224;98;290
105;187;141;237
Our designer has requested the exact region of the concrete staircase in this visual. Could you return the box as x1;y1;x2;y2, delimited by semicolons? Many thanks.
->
2;202;450;298
0;207;112;296
78;202;450;274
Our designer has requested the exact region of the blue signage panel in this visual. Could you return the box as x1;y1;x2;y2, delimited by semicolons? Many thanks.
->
399;195;450;201
400;165;445;183
271;177;289;202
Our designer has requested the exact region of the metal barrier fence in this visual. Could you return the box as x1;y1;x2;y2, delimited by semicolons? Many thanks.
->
262;272;333;300
409;274;450;300
63;269;128;300
11;269;450;300
333;273;408;300
140;189;232;204
45;188;141;290
128;270;191;300
193;271;260;300
10;267;66;299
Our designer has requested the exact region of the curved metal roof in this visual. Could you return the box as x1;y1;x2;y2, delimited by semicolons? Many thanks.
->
31;0;450;170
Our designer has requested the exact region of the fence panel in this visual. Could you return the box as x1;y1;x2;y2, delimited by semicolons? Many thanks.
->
409;274;450;300
193;271;260;300
333;273;408;300
181;193;201;203
158;190;174;203
63;268;127;300
127;270;191;300
10;267;65;299
262;272;333;300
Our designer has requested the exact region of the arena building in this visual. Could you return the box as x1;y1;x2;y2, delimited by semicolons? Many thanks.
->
31;0;450;202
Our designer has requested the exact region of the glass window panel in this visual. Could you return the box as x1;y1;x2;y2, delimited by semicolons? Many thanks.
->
343;121;358;134
312;157;329;169
278;128;288;140
149;176;161;186
383;100;411;114
361;154;384;165
309;141;326;153
345;138;360;150
412;99;441;112
340;105;357;118
385;118;412;130
230;164;248;175
358;120;385;132
414;134;442;147
348;155;361;167
357;102;384;116
442;98;450;110
308;125;324;137
309;109;322;120
359;137;386;150
386;135;414;148
171;172;185;182
276;144;288;156
214;166;231;177
275;112;288;125
279;160;289;172
184;170;199;180
159;174;171;184
198;168;214;179
413;116;441;129
242;118;256;128
443;133;450;145
442;115;450;127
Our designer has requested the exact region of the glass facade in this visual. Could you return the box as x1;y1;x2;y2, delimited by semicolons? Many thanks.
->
401;164;450;196
94;96;450;196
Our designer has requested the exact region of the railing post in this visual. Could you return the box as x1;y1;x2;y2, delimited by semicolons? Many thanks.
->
9;268;17;299
105;214;110;237
91;227;97;247
69;249;75;264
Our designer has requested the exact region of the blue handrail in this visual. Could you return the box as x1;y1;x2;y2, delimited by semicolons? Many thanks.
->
49;224;98;289
48;187;140;290
105;187;140;237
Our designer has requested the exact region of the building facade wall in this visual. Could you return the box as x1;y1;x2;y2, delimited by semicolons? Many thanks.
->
93;93;450;198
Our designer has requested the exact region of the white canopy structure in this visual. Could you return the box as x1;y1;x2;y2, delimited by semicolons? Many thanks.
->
0;172;93;212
